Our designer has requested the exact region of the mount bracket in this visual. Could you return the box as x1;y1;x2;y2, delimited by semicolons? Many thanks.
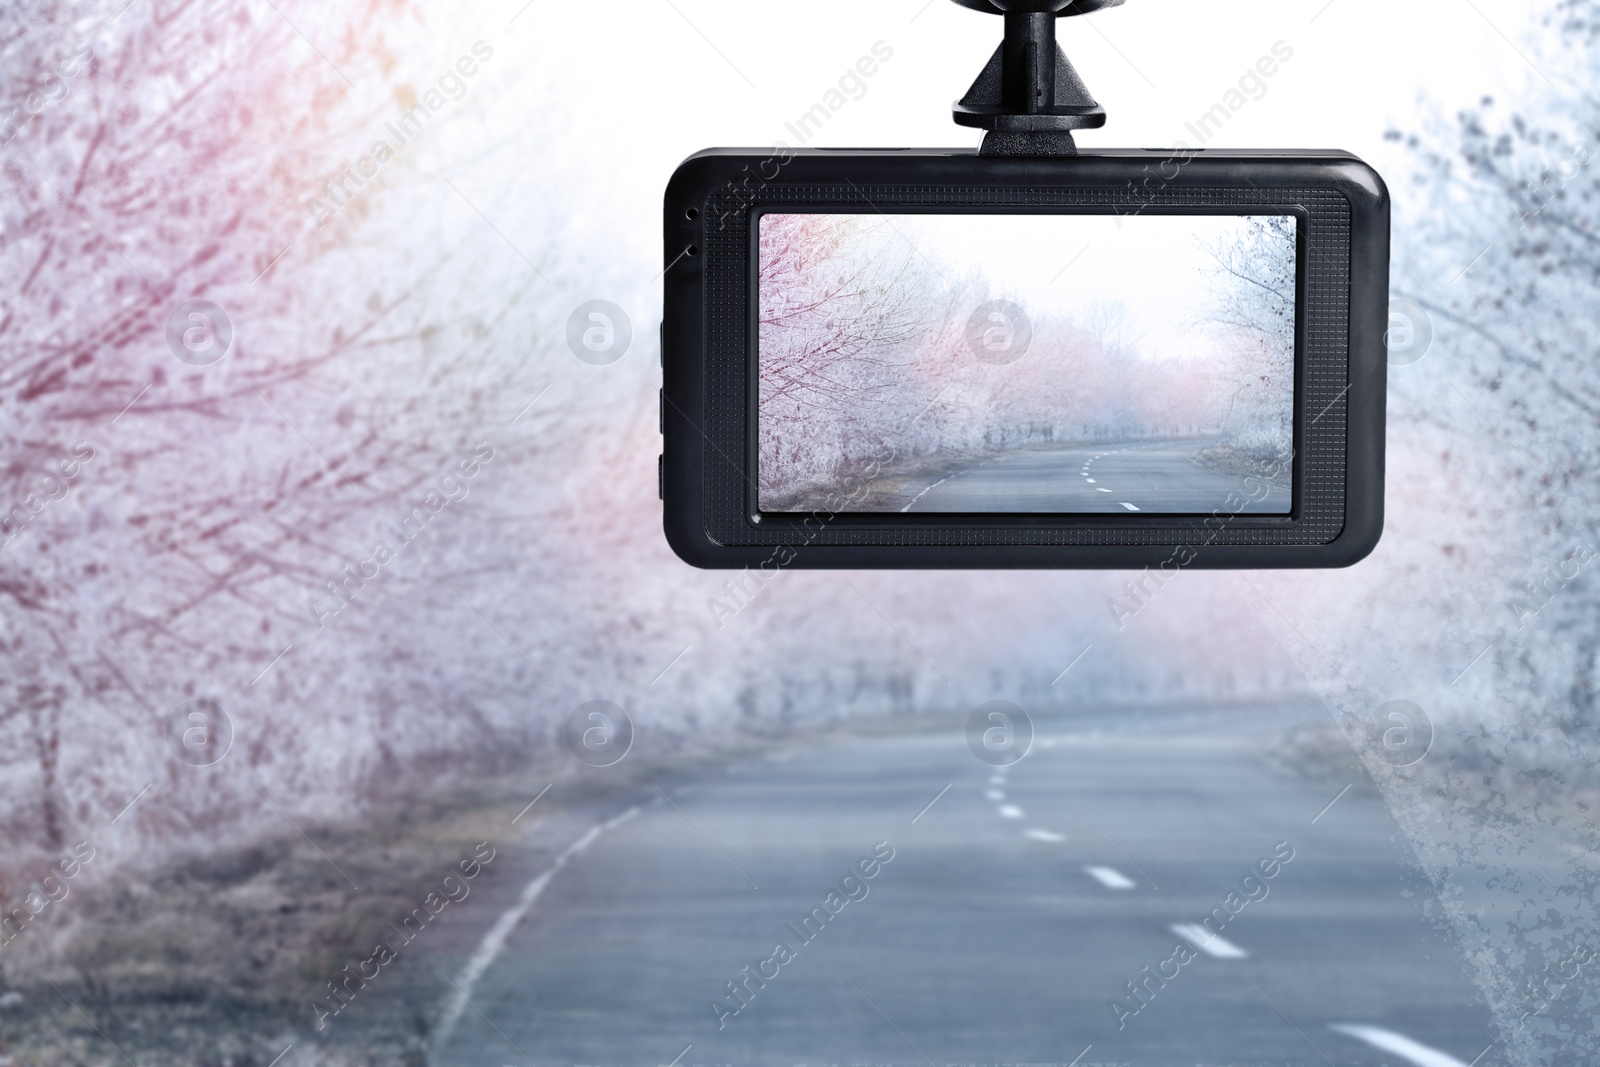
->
950;0;1124;157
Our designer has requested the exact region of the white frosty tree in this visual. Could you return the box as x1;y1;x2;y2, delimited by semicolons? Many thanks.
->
1200;215;1297;460
757;213;942;502
1400;0;1600;737
0;0;571;889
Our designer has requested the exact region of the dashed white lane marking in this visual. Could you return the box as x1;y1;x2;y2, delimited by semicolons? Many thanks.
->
988;774;1006;785
1096;488;1113;493
434;805;641;1050
1025;829;1066;843
998;804;1024;819
900;477;948;513
984;789;1005;801
1086;478;1096;483
1120;502;1140;511
1170;923;1248;958
1084;865;1136;889
1328;1025;1470;1067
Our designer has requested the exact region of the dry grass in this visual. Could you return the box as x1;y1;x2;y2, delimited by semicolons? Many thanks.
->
1193;443;1292;488
0;738;778;1067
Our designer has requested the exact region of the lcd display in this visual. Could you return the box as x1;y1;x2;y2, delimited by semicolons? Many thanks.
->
756;212;1299;516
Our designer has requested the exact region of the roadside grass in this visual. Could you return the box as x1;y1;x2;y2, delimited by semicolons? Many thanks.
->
0;698;1364;1067
1193;442;1292;488
0;738;797;1067
0;693;962;1067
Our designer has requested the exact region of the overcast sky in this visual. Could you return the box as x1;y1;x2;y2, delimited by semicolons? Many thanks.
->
401;0;1557;354
888;212;1291;362
495;0;1549;295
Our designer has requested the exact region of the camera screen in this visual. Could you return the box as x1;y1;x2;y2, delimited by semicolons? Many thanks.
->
756;212;1299;516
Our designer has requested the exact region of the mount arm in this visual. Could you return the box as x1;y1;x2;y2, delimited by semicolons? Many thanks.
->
950;0;1125;156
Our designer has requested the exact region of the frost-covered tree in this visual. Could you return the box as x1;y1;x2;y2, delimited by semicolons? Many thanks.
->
1282;9;1600;1059
1398;0;1600;742
1200;215;1297;462
758;214;943;502
0;0;569;885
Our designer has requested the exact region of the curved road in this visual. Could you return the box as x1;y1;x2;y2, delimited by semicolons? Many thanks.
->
896;439;1290;515
429;707;1493;1067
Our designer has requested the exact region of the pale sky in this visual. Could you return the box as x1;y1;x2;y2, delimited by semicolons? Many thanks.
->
414;0;1561;336
882;213;1291;362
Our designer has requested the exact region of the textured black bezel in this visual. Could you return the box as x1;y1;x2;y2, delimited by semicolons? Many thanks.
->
663;149;1389;569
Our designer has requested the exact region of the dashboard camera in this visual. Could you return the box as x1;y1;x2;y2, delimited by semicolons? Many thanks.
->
661;0;1389;569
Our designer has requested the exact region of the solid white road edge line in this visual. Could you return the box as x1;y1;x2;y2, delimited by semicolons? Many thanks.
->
899;477;948;513
432;805;642;1053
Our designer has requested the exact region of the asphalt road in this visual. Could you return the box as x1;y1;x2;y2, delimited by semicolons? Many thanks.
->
431;708;1493;1067
895;439;1290;515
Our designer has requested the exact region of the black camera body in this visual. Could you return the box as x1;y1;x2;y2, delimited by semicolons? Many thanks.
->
659;3;1389;570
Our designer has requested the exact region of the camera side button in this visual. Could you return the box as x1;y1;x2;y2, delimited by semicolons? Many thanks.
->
658;455;664;501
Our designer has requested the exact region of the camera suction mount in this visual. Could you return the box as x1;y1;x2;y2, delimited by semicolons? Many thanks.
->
950;0;1124;157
